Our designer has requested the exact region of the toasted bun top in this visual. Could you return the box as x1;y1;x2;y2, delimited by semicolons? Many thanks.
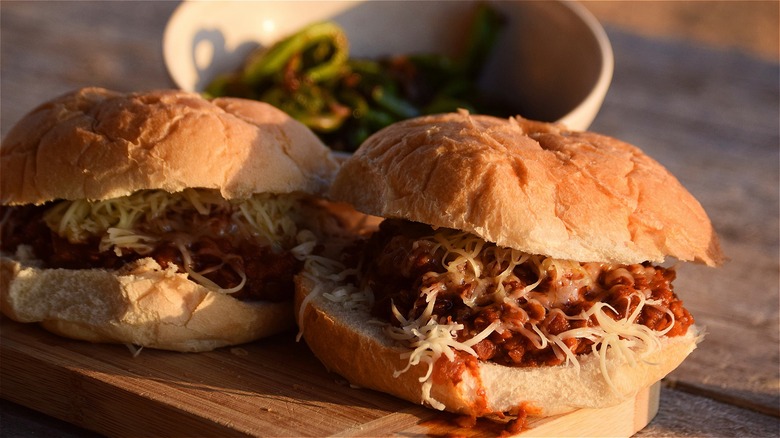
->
329;111;723;266
1;87;339;205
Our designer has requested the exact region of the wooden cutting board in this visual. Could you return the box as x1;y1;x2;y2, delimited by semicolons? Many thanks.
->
0;318;659;437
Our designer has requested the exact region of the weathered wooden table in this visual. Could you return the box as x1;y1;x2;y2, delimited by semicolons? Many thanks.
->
1;1;778;436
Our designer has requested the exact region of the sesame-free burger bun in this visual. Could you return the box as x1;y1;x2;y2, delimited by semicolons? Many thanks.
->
329;111;723;267
0;87;340;351
295;111;722;417
1;87;338;205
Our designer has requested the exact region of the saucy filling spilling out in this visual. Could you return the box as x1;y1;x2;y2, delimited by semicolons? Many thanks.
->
355;219;693;369
0;189;320;302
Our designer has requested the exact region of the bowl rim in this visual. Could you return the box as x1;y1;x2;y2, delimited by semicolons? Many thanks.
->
163;0;613;131
554;0;614;130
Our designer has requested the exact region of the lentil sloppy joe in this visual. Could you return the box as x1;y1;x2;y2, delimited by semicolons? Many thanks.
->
0;87;341;352
294;111;724;421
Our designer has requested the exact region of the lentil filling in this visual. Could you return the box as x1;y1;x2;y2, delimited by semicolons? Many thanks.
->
358;219;694;368
0;201;301;302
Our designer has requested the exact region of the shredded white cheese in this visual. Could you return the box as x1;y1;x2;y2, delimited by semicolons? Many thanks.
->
41;189;311;294
302;225;679;407
423;230;677;396
386;290;500;410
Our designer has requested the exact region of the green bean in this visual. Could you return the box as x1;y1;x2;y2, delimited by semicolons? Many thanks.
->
261;83;349;132
347;58;383;77
408;53;459;76
371;86;419;119
242;22;349;85
459;2;506;79
363;108;396;130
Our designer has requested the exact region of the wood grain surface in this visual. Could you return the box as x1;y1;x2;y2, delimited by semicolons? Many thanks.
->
584;1;779;61
1;1;778;437
587;28;780;422
1;318;662;437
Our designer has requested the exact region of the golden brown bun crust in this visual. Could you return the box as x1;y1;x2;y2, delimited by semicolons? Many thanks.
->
329;112;724;266
1;87;338;205
295;274;699;417
1;255;294;352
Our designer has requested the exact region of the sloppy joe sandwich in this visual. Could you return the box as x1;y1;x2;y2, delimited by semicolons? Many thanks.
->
294;111;723;419
0;87;341;352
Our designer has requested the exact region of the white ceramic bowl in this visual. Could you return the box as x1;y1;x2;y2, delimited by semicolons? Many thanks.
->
164;0;612;131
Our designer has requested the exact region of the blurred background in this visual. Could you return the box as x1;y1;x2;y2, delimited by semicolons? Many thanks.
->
586;1;778;61
1;1;778;137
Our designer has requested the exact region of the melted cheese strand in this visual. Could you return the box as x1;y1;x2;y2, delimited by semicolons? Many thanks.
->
294;227;372;340
304;224;682;407
43;189;302;249
393;230;679;399
295;278;324;342
174;238;246;294
566;292;672;394
384;289;500;410
431;231;485;278
41;189;309;295
100;228;158;256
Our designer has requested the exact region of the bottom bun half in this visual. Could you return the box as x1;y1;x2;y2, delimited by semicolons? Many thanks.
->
295;273;699;418
1;255;294;352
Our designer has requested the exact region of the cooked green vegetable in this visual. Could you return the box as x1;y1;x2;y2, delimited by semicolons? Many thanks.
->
205;3;508;152
242;21;348;85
